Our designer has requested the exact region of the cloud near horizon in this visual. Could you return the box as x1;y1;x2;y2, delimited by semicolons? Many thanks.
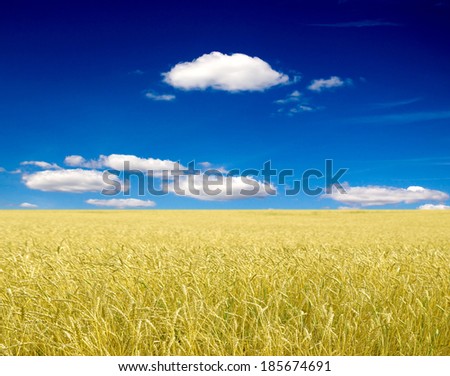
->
163;51;289;92
21;154;274;202
325;184;449;206
418;203;450;210
19;202;38;208
86;198;156;208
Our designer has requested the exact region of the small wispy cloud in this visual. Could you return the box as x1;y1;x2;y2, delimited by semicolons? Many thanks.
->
274;90;302;105
0;167;5;173
308;76;352;92
310;20;401;28
145;91;176;101
349;111;450;125
20;202;38;208
372;97;422;109
86;198;156;208
129;69;144;75
21;161;61;170
288;104;317;114
275;92;319;116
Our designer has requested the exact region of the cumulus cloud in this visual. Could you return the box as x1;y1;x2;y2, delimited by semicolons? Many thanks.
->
21;161;61;169
418;204;450;210
86;198;156;208
163;51;289;92
308;76;352;92
103;154;181;172
23;169;107;193
64;155;104;169
64;154;182;173
19;202;38;208
167;174;275;201
324;184;449;206
145;91;176;101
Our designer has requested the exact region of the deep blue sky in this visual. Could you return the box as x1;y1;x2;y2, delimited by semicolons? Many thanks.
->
1;0;450;209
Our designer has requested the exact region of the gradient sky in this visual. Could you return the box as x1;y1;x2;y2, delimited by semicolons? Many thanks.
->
1;0;450;209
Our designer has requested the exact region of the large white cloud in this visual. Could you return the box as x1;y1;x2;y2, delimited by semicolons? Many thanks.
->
418;204;450;210
64;154;181;173
163;51;289;92
86;198;156;208
325;185;449;206
167;174;275;201
23;169;107;193
308;76;351;92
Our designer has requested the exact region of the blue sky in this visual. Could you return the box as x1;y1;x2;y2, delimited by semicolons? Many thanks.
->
1;0;450;209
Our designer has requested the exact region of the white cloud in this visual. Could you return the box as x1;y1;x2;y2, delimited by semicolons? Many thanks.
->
21;161;61;169
86;198;156;208
198;161;212;168
324;184;449;206
308;76;352;92
167;174;275;201
418;204;450;210
275;90;302;104
275;91;319;115
102;154;181;172
145;91;176;101
19;202;38;208
289;104;316;114
64;155;104;169
0;167;5;173
23;169;107;193
64;154;182;173
163;51;289;92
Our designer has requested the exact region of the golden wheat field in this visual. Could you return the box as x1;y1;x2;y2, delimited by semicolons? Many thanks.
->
0;210;449;356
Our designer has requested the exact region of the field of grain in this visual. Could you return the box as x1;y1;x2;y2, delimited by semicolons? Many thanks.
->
0;210;449;355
